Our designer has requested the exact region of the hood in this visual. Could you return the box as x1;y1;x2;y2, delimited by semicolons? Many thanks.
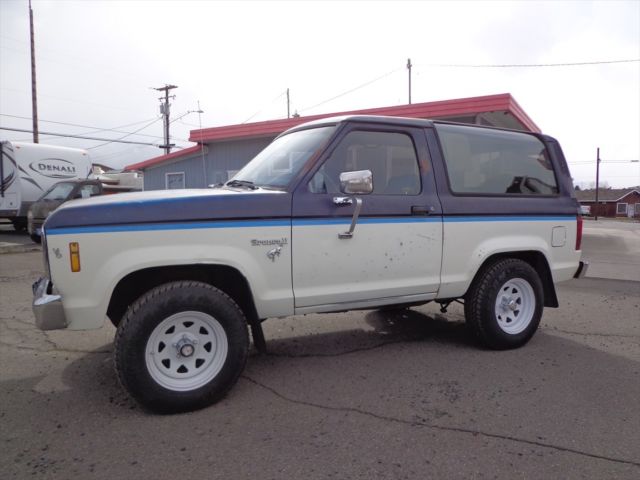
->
45;188;291;230
30;198;64;220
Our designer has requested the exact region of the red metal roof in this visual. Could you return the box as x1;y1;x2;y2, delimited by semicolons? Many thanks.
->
190;93;540;143
125;145;203;171
126;93;539;171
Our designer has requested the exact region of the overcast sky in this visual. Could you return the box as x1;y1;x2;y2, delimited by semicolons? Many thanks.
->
1;0;639;187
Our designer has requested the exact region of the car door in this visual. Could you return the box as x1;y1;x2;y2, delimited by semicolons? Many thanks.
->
291;123;443;313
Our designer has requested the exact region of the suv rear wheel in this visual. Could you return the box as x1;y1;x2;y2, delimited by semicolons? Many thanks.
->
465;258;543;350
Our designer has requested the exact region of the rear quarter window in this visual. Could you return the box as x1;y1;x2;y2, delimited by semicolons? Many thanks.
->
435;124;558;196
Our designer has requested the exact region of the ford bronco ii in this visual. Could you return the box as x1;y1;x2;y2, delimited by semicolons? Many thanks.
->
33;116;587;412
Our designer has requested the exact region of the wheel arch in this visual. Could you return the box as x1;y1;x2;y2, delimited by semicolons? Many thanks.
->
107;264;260;327
466;251;559;308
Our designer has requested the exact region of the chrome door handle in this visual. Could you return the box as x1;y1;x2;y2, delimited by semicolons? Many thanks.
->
333;196;353;206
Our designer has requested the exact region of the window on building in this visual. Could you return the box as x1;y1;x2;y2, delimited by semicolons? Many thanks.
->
617;203;628;214
435;123;558;195
166;172;185;190
309;130;421;195
636;203;640;217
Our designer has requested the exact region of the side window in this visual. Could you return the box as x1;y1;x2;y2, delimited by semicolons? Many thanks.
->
436;124;559;195
166;172;185;190
78;184;100;199
309;130;420;195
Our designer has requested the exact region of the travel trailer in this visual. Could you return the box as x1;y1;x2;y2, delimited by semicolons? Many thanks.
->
0;141;92;230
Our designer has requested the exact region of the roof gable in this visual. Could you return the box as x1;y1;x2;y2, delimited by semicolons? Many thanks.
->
575;188;640;202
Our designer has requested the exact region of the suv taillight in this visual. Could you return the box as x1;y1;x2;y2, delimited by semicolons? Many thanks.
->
576;215;583;250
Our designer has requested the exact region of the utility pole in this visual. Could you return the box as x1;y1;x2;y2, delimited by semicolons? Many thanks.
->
194;101;207;186
407;58;412;105
594;147;601;221
287;88;290;119
155;84;177;154
29;0;39;143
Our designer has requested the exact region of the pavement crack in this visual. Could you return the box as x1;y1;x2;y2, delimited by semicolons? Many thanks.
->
547;328;640;339
255;338;415;359
0;339;110;355
242;375;640;469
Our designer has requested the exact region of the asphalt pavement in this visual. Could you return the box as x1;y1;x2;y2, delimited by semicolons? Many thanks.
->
0;219;639;479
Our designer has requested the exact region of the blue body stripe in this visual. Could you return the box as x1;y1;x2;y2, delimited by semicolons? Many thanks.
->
293;217;441;226
45;215;575;236
442;215;573;223
46;219;291;236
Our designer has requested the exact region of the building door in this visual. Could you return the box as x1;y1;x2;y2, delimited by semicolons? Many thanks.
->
291;125;443;312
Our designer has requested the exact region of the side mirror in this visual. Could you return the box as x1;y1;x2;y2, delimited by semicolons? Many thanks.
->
339;170;373;195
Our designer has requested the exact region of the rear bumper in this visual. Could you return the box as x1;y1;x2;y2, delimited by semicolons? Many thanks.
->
32;277;68;330
573;261;589;279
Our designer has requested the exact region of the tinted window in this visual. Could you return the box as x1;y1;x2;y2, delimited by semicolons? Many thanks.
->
436;124;558;195
234;126;336;189
309;130;421;195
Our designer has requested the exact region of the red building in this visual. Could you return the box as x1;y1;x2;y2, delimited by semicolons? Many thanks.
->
576;188;640;218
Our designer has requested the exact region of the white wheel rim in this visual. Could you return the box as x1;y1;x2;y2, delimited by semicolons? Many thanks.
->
145;311;228;391
494;278;535;335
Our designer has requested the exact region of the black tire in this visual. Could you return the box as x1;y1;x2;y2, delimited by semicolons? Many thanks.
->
30;233;41;244
464;258;543;350
114;281;249;414
11;218;27;232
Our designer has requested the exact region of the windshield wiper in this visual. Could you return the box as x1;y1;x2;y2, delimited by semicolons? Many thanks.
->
225;179;259;190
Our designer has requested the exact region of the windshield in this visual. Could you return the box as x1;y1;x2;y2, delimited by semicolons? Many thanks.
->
40;182;75;201
229;126;336;189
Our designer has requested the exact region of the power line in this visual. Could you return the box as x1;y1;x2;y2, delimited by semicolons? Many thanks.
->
569;160;639;164
0;113;166;139
0;126;159;146
87;117;163;149
421;59;640;68
0;86;144;115
178;118;202;128
299;67;403;113
242;90;288;124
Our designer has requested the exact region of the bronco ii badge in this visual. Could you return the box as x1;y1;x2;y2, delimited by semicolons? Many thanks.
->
250;238;287;262
250;238;288;247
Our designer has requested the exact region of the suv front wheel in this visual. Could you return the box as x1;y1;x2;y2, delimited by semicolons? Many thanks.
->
114;281;249;413
465;258;543;350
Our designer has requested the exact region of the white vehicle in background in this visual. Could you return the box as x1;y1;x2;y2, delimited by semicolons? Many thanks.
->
0;141;92;231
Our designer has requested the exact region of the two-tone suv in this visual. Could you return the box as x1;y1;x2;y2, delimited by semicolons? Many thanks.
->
32;116;587;413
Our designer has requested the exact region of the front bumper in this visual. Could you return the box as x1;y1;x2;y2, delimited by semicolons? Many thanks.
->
28;219;44;236
573;260;589;279
32;277;68;330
